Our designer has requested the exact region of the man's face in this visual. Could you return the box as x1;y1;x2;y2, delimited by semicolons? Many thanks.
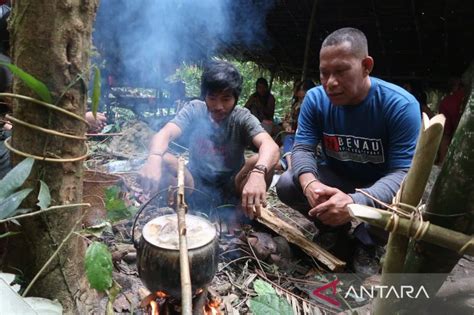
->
319;42;371;105
205;90;236;123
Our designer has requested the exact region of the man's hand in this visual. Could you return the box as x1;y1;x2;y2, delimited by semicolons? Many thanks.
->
307;186;353;226
241;172;267;220
2;121;12;131
138;156;163;194
85;111;107;133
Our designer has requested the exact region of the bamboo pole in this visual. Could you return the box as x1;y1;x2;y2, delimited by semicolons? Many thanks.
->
374;114;445;314
347;205;473;256
381;113;445;274
398;87;474;312
301;0;318;81
257;206;346;271
177;156;192;315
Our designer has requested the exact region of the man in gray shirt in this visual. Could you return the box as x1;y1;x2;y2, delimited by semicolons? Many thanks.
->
139;60;279;218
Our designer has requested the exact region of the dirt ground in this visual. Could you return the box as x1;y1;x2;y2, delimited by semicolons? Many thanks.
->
83;124;473;315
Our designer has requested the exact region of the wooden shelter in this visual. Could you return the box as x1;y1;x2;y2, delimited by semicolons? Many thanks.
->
222;0;474;86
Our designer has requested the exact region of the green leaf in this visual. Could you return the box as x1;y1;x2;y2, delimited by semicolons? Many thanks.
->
104;185;120;201
249;294;293;315
80;221;112;238
36;180;51;210
91;66;101;118
0;231;21;239
85;242;113;291
104;186;134;222
0;62;52;104
0;188;33;219
0;158;34;200
101;124;115;134
253;279;276;295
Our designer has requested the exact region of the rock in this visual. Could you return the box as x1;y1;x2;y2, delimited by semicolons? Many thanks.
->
272;236;293;259
248;232;277;260
123;252;137;264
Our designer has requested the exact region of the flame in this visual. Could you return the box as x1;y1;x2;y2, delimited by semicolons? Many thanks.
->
150;300;159;315
203;297;221;315
156;291;168;299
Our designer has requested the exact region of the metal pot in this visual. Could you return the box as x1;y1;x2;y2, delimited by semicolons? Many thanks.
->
133;213;218;298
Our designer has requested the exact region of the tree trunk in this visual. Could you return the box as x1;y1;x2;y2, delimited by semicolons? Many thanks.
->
6;0;98;313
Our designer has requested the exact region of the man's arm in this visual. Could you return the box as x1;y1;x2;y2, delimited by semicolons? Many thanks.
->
292;143;318;180
139;122;182;192
349;168;408;208
253;132;279;169
240;132;279;218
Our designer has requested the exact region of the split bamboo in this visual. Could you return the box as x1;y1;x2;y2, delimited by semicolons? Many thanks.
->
347;205;473;256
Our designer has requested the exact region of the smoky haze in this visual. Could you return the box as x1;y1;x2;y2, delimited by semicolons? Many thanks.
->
93;0;275;88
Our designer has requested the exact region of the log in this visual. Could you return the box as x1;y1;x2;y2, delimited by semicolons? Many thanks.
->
257;206;346;271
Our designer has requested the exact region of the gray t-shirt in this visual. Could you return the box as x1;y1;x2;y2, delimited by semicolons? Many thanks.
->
170;100;264;185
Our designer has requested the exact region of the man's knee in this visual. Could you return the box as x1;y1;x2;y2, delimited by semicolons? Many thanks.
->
276;170;298;204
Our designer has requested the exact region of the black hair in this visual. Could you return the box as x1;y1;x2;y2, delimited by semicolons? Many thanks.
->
322;27;368;58
0;4;11;55
297;79;316;92
200;60;243;103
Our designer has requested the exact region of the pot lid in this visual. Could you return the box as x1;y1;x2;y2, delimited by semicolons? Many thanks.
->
142;214;216;250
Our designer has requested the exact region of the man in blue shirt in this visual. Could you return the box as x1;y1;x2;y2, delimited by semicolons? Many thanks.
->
276;28;420;260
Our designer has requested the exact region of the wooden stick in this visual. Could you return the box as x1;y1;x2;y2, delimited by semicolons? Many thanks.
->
177;156;192;315
86;132;123;137
257;206;345;271
347;204;474;256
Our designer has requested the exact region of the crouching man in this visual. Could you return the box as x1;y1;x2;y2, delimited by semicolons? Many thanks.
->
139;60;279;219
276;28;421;269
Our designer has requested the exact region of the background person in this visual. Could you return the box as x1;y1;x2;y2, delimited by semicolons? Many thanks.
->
244;77;276;134
280;79;316;170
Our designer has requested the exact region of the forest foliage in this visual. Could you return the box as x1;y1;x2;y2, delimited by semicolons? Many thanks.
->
168;59;304;119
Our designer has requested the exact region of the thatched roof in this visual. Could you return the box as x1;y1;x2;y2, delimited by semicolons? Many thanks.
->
222;0;474;85
94;0;473;89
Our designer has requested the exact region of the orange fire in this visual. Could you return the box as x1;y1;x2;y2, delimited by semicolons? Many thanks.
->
141;291;169;315
203;297;221;315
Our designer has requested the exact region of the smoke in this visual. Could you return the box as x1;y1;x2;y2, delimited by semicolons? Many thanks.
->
93;0;276;212
93;0;275;87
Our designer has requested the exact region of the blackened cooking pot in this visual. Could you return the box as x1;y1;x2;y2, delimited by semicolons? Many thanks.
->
133;213;218;298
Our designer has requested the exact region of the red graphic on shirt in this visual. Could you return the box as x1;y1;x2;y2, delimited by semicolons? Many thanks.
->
324;135;340;152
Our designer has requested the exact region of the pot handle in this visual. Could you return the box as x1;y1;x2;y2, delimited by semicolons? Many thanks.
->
131;188;171;249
